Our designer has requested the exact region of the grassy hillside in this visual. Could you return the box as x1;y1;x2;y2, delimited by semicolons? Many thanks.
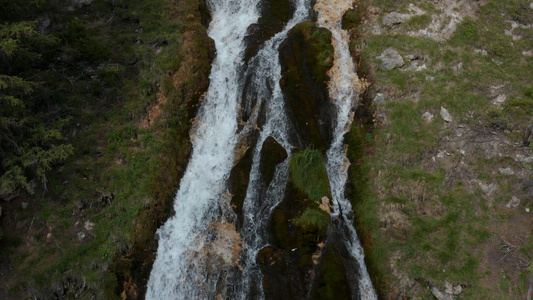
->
344;0;533;298
0;0;212;298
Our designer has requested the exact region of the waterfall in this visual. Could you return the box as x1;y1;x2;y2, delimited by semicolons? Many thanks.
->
147;0;377;299
315;0;378;299
235;1;311;298
146;0;260;298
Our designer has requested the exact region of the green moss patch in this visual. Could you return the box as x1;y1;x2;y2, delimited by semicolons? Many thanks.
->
292;207;329;232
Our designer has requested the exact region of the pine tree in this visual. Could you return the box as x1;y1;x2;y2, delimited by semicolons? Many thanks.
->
0;21;73;195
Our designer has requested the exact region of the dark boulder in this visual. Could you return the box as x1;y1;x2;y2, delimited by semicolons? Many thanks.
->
259;136;288;186
257;246;306;300
228;144;256;228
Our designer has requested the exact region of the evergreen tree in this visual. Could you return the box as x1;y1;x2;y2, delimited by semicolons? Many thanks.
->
0;21;73;195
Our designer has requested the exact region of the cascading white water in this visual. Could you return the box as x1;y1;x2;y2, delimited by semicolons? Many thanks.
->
148;0;378;298
236;1;311;298
315;1;378;299
146;1;260;299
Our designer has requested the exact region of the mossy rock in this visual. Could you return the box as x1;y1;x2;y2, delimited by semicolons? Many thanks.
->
259;136;288;185
243;0;293;62
270;181;308;250
279;21;335;152
265;150;335;297
263;183;325;297
257;246;307;300
344;103;388;295
197;0;212;28
269;180;327;268
313;249;351;300
270;206;294;249
346;121;365;164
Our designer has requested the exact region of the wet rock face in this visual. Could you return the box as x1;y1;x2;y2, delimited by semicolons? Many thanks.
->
260;177;330;299
259;136;288;185
240;0;293;122
279;22;335;152
257;246;307;300
260;183;317;300
197;0;212;28
243;0;294;62
313;249;351;300
228;145;255;228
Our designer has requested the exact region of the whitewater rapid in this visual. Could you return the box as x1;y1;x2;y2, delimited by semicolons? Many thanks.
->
146;0;260;298
315;0;377;298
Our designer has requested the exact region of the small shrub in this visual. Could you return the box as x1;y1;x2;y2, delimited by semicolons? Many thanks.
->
140;133;156;146
106;130;122;143
342;8;364;30
450;17;479;46
98;66;125;86
62;20;110;62
505;97;533;116
507;0;532;24
418;2;438;13
123;124;138;139
487;35;509;58
524;86;533;98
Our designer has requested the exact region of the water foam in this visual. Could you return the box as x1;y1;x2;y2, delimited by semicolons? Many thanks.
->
315;0;378;298
146;1;260;298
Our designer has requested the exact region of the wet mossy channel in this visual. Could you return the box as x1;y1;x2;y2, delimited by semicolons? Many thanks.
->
261;145;358;300
279;21;335;153
252;16;364;299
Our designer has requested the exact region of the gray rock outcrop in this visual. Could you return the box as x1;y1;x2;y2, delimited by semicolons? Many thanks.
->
382;12;406;27
431;286;455;300
373;93;386;105
377;48;405;71
440;106;452;122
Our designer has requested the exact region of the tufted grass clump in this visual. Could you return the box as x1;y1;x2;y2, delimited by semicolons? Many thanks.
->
450;17;479;46
289;148;332;203
342;7;365;30
404;14;432;31
292;207;330;231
